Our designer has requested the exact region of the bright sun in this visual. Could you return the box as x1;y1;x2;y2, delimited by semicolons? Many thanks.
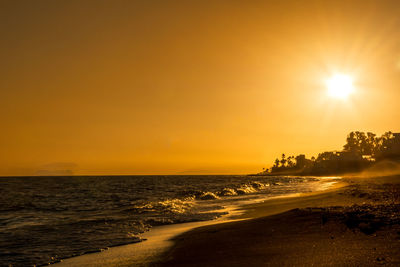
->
325;74;354;99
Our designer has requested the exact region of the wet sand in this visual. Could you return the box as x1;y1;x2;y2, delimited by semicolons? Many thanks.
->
55;219;240;267
155;176;400;266
56;180;344;267
57;176;400;266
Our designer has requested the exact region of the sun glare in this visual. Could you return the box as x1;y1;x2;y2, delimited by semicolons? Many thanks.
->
325;74;354;99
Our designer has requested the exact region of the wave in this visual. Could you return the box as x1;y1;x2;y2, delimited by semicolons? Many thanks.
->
181;181;271;199
235;181;270;195
128;181;272;219
0;175;328;267
198;192;220;200
218;188;237;196
129;198;194;215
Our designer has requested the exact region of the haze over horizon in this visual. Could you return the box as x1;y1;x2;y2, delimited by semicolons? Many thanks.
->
1;0;400;176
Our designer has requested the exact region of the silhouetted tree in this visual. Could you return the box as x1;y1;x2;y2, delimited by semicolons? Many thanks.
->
274;158;280;168
287;156;295;168
280;154;286;167
265;130;399;175
365;132;377;155
343;131;378;156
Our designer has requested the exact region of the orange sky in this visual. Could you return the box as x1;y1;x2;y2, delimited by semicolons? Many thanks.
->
1;0;400;176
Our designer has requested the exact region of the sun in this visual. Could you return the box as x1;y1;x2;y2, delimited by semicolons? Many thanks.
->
325;74;354;99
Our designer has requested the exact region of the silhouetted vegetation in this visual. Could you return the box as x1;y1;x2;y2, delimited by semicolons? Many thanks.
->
259;131;400;175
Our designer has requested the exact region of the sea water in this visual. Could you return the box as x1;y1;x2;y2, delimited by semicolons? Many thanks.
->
0;175;338;266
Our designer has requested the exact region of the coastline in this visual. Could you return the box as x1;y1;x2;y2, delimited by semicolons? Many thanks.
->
156;175;400;266
55;178;347;266
55;219;238;267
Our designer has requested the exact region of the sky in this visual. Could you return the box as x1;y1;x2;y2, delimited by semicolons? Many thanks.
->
1;0;400;176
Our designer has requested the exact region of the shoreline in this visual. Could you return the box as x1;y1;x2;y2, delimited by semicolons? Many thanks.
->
55;178;346;266
55;219;240;267
156;175;400;266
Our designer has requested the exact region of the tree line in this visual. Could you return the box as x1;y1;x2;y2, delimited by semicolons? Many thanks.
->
260;131;400;175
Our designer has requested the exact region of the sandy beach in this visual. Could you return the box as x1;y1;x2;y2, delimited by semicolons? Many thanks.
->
155;176;400;266
56;175;400;266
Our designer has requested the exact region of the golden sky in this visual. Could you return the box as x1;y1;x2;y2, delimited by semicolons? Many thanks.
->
1;0;400;175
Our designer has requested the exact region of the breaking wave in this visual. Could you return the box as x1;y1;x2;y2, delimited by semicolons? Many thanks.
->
0;175;331;266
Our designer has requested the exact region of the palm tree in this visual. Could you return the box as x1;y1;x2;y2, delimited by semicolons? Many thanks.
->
287;156;295;168
274;158;280;168
280;154;287;167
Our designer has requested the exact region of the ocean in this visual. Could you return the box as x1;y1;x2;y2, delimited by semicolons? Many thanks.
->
0;175;338;266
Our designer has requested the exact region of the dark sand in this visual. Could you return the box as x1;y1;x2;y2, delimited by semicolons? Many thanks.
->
155;176;400;266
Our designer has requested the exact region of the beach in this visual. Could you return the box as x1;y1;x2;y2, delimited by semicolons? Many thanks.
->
155;176;400;266
56;175;400;266
3;175;334;266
